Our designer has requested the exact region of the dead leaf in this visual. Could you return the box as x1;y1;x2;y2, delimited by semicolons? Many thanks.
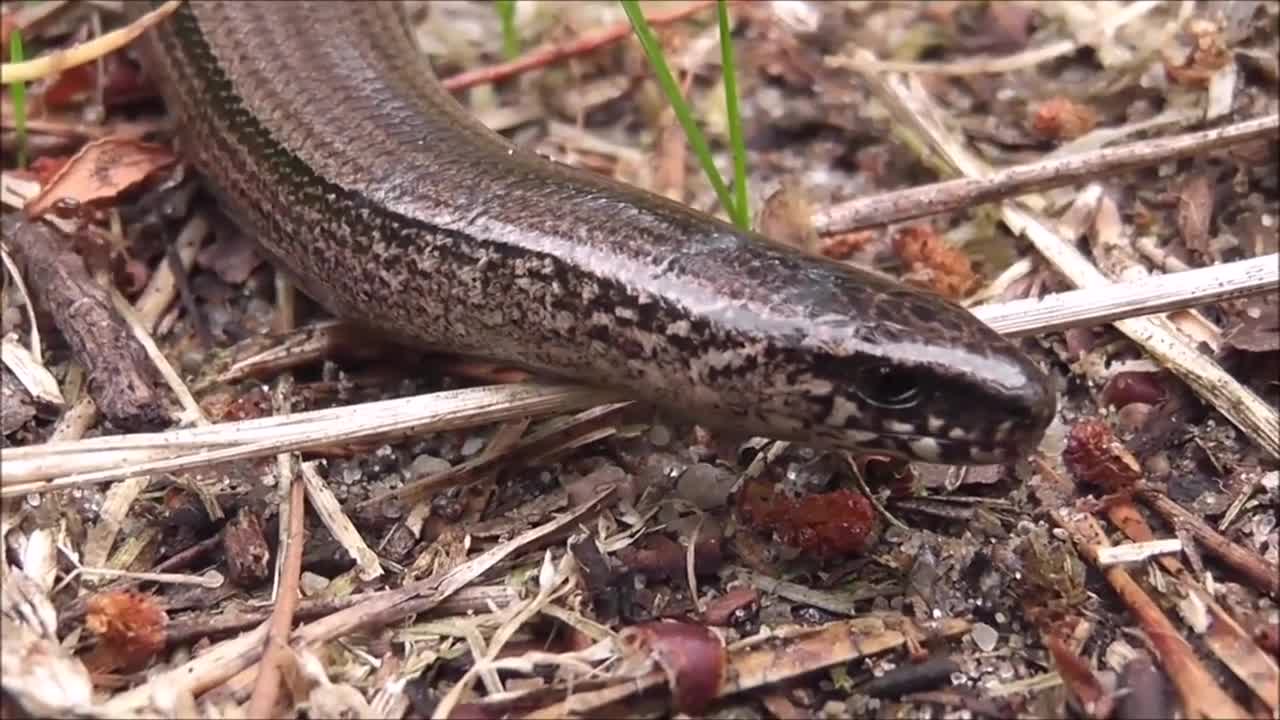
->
757;178;819;254
1224;297;1280;353
700;588;759;626
42;64;96;110
1176;172;1214;256
1164;17;1233;87
1231;212;1279;256
985;2;1037;51
28;155;72;186
1101;371;1169;408
619;621;725;714
1047;634;1115;719
196;230;263;284
24;137;176;219
223;507;271;588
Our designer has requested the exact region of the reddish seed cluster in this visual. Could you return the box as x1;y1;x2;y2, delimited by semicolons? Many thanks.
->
1029;97;1098;141
84;590;168;673
739;479;879;557
892;225;979;300
1062;419;1144;493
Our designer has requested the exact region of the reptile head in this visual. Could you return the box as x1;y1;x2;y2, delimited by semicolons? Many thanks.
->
734;281;1059;465
792;292;1058;464
654;238;1058;465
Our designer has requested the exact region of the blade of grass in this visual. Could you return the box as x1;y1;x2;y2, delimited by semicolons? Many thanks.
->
716;0;748;228
496;1;520;60
620;0;739;224
8;30;27;169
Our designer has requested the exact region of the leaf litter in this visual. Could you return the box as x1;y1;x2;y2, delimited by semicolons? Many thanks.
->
0;1;1277;718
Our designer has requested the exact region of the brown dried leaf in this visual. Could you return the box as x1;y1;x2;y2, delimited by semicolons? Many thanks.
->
1101;371;1168;408
24;138;176;219
1231;212;1280;257
757;178;819;254
1224;297;1280;353
700;587;759;626
985;2;1037;51
1;367;36;435
196;230;263;285
1164;17;1233;87
43;64;96;110
1046;634;1115;719
223;507;271;588
1176;172;1214;256
619;621;725;714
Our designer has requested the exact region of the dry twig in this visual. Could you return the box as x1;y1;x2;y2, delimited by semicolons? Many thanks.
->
246;448;306;717
972;253;1278;337
441;1;717;91
1053;509;1248;719
811;115;1279;233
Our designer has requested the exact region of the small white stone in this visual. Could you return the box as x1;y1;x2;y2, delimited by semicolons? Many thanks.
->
971;622;999;652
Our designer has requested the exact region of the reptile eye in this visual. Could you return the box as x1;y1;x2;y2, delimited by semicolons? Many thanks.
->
856;364;921;409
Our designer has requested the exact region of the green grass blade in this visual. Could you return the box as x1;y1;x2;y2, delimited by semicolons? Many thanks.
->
496;1;520;59
8;30;27;169
619;0;739;224
716;0;748;228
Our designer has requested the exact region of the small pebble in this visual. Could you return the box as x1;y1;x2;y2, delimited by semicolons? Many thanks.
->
410;454;451;477
821;701;847;719
300;572;330;596
460;435;486;457
1143;451;1172;479
646;424;671;447
1115;402;1153;432
675;462;734;510
341;464;363;484
971;622;999;652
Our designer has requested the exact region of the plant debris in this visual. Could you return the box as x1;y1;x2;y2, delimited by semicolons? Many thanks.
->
1;1;1276;718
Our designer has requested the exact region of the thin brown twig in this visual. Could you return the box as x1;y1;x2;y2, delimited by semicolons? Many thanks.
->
245;458;306;717
441;1;717;92
158;585;520;649
1138;488;1280;599
812;114;1279;234
1061;464;1280;713
1053;509;1249;720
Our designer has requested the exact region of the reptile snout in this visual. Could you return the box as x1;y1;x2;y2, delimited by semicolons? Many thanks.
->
997;358;1058;453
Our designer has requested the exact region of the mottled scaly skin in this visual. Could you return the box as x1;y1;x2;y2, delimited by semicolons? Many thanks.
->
132;1;1055;464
